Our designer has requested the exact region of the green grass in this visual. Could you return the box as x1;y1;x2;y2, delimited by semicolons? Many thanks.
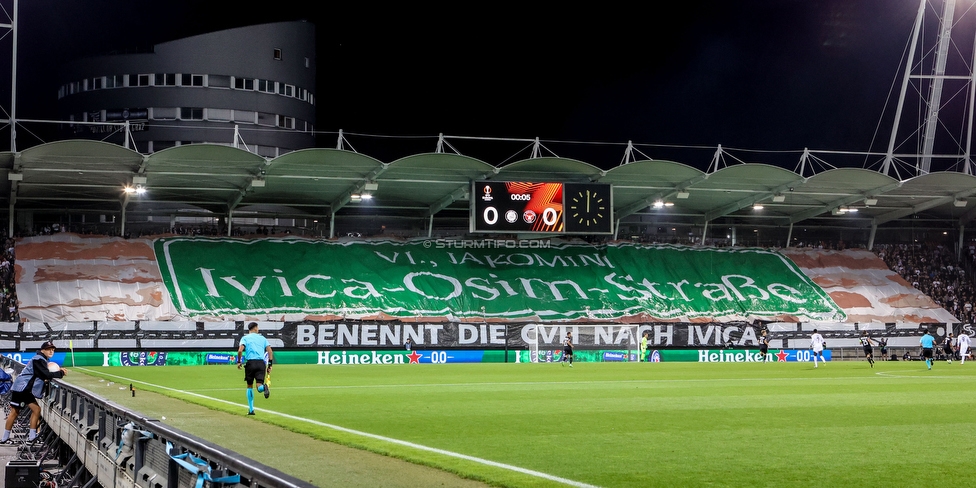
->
74;360;976;487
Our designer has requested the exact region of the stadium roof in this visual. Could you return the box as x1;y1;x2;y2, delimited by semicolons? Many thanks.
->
3;140;976;239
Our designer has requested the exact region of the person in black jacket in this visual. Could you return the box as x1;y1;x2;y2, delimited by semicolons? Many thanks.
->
1;341;67;443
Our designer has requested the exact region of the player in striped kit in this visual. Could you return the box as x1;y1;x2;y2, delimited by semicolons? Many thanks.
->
858;332;875;368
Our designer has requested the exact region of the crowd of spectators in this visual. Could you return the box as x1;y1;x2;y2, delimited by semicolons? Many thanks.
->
0;236;16;322
875;243;975;324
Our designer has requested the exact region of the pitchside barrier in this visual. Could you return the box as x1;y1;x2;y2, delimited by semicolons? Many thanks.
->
0;321;957;365
0;356;314;488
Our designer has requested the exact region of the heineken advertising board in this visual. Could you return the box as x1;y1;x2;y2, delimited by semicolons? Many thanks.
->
5;348;834;367
154;238;844;322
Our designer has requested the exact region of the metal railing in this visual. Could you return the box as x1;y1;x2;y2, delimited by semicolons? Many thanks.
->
1;355;315;488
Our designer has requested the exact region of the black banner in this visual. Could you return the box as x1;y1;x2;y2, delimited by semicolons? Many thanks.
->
0;321;950;351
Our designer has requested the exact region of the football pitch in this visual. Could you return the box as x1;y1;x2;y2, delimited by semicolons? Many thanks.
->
71;360;976;487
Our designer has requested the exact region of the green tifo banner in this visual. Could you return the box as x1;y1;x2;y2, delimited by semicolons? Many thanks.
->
154;238;845;322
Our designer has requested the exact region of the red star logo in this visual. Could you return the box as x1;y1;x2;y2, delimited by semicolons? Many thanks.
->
775;350;789;362
407;351;421;364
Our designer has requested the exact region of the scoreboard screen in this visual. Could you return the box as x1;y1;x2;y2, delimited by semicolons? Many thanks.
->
470;181;612;234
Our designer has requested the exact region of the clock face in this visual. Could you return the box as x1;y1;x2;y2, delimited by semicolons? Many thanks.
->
564;183;612;233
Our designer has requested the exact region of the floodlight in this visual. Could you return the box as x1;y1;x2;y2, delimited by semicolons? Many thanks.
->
676;192;690;199
772;195;785;203
954;199;968;207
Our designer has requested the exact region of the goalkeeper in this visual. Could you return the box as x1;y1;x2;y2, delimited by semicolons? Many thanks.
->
639;332;648;362
237;322;274;415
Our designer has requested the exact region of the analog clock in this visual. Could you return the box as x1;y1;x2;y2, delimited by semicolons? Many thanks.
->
565;183;612;233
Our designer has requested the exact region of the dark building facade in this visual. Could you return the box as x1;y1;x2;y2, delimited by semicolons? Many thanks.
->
56;21;316;156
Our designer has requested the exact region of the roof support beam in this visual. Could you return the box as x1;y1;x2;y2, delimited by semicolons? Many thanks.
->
426;170;497;218
702;179;804;223
788;181;903;224
614;173;709;222
427;185;469;217
331;163;389;214
873;188;976;226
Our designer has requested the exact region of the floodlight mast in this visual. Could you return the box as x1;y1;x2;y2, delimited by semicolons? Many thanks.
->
884;0;976;176
918;0;954;174
0;0;17;152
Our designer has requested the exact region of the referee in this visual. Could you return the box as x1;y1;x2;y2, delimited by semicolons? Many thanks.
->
237;322;274;415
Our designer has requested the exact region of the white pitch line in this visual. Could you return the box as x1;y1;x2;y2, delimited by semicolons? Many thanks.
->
874;370;967;379
79;368;600;488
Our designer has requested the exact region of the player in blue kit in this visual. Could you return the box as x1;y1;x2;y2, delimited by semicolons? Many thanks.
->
919;328;935;370
237;322;274;415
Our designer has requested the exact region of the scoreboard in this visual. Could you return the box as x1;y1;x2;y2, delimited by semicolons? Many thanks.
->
470;181;612;234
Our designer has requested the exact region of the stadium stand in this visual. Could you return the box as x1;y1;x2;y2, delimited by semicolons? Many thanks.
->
875;243;975;325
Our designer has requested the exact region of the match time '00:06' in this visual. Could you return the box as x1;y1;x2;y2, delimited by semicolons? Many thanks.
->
470;181;613;234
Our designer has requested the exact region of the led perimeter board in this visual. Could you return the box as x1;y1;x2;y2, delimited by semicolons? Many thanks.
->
470;181;612;234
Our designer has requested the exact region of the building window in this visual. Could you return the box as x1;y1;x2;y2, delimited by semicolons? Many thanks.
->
256;112;275;127
273;48;282;60
180;73;205;86
105;75;124;88
284;84;294;97
258;79;275;93
277;115;295;129
305;57;310;68
134;74;151;86
155;73;177;86
180;107;203;120
90;77;103;90
234;77;254;90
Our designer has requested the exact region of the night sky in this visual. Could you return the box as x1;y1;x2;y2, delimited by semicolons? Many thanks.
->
0;1;956;169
